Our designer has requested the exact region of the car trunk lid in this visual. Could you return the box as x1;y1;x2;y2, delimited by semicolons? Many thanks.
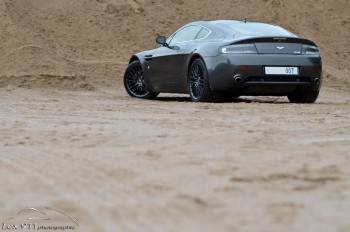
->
230;37;316;54
254;42;302;54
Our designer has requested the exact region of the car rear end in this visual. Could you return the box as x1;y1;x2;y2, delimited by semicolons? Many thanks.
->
203;21;322;102
207;36;322;97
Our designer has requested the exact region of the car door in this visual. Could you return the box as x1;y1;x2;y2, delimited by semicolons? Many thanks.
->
150;25;203;93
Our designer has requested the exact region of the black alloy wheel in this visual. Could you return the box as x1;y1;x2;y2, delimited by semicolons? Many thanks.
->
124;61;159;99
188;58;219;102
287;89;320;103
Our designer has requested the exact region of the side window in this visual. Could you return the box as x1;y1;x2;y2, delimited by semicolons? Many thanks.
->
195;28;210;40
169;26;202;44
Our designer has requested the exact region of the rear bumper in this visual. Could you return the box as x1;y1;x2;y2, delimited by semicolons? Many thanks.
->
204;54;322;95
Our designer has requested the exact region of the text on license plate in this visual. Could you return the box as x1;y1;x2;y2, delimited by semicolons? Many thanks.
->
265;67;299;75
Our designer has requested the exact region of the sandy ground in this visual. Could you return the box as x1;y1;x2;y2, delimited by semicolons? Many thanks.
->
1;0;350;231
1;86;350;232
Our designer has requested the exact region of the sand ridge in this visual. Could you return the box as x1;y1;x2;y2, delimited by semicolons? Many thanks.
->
0;0;349;90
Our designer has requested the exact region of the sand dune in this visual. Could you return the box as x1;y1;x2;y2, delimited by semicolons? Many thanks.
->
1;0;349;89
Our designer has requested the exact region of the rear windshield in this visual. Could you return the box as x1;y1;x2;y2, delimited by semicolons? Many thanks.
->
227;22;294;37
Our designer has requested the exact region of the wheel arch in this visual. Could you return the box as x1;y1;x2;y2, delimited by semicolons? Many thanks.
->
128;54;148;74
187;54;216;90
187;54;206;74
129;55;140;64
187;54;220;102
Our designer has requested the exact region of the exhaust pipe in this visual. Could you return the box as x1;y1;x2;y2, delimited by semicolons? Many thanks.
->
234;76;243;84
314;78;320;85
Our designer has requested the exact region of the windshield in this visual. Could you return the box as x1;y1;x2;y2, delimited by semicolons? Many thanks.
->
227;22;294;37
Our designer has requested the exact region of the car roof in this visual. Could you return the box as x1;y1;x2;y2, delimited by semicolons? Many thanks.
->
191;20;277;31
193;19;275;27
188;20;294;38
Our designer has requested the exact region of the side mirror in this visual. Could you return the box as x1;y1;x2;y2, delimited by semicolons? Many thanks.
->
156;36;167;45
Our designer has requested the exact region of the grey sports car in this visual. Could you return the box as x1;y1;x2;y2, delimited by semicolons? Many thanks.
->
124;20;322;103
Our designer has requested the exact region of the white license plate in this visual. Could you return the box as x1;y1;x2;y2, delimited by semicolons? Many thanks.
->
265;67;299;75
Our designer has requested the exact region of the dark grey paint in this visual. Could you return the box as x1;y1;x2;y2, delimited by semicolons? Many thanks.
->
128;20;322;96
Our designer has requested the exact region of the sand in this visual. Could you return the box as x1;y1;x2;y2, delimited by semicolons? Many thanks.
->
0;0;350;231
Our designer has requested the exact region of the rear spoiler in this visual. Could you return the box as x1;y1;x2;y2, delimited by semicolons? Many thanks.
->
230;37;317;46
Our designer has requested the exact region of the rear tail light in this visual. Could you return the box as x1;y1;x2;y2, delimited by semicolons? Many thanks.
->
221;44;258;54
302;45;319;55
237;65;248;69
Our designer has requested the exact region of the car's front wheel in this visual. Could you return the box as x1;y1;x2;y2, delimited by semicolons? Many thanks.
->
188;59;220;102
287;89;320;103
124;61;159;99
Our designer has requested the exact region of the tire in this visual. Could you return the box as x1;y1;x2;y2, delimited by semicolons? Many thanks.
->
287;89;320;103
124;61;159;99
188;58;220;102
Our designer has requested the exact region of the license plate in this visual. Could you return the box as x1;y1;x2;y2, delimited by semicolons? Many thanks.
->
265;67;299;75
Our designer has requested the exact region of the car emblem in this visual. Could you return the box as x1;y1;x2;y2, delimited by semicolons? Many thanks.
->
277;46;285;50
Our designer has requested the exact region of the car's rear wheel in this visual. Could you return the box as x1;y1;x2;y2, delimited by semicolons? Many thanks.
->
124;61;159;99
188;59;220;102
287;89;320;103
